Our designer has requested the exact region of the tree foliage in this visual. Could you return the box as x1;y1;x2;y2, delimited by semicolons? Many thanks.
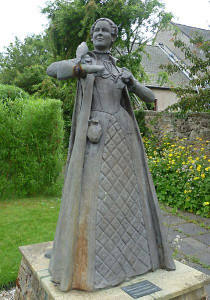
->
0;35;51;94
42;0;172;78
162;35;210;112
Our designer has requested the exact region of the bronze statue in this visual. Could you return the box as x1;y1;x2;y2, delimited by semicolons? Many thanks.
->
46;18;175;293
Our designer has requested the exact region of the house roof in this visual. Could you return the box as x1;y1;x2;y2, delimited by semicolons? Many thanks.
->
141;45;189;88
171;22;210;41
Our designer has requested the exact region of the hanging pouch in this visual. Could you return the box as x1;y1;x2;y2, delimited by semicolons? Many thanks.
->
87;118;102;143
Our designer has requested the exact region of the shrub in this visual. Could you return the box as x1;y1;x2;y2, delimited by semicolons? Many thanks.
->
0;84;29;101
134;109;152;137
143;135;210;217
0;97;64;198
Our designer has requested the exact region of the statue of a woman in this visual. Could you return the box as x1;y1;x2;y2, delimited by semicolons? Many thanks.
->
47;18;175;293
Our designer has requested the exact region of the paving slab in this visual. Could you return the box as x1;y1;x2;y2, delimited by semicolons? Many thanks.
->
195;252;210;266
193;232;210;246
179;211;210;227
164;227;186;242
171;222;208;236
179;237;209;256
162;214;187;226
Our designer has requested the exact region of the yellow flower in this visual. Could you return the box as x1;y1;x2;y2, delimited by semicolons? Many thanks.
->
204;202;209;206
201;174;205;179
196;157;199;161
193;177;200;180
184;190;188;194
203;155;207;159
205;167;210;171
168;154;173;157
189;166;193;169
208;159;210;163
197;165;201;172
188;156;192;160
182;162;186;165
201;148;204;151
171;145;175;147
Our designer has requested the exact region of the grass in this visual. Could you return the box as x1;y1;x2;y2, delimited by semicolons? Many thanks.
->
0;197;61;290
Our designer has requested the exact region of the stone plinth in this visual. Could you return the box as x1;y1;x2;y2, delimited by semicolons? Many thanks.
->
15;242;209;300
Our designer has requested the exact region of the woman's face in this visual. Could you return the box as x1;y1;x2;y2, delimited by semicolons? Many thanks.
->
93;20;112;52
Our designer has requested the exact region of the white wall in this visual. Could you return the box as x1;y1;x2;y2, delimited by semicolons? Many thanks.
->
151;88;179;111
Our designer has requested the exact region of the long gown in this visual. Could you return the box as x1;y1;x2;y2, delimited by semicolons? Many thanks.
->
48;52;175;292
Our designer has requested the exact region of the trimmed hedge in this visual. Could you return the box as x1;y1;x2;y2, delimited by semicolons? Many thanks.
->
0;98;64;198
0;84;29;101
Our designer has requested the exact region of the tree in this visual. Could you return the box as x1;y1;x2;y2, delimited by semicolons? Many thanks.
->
42;0;172;78
0;35;51;94
161;34;210;112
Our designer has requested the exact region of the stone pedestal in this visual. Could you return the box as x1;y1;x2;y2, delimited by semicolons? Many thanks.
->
15;242;209;300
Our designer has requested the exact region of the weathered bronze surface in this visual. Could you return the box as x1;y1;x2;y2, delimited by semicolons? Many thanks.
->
46;17;175;293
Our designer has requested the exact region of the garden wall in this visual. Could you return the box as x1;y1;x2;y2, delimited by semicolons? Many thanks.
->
144;111;210;142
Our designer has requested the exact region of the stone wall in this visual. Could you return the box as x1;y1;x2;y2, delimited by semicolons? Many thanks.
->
144;111;210;142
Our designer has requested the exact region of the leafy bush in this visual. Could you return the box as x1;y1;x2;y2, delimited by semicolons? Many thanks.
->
0;97;64;198
143;135;210;217
0;84;29;101
134;109;152;137
34;78;77;148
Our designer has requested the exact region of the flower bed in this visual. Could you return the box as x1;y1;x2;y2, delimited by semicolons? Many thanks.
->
144;135;210;217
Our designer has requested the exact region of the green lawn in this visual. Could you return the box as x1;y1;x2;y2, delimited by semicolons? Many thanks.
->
0;197;61;289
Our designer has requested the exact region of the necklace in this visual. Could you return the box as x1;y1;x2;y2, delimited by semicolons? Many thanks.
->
93;50;111;54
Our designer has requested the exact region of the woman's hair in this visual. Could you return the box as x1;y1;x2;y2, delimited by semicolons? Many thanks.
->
90;18;118;41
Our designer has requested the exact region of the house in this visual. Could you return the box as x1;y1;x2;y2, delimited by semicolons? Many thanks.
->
141;22;210;111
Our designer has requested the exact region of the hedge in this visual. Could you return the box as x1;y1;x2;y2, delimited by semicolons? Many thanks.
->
0;84;29;101
0;97;64;198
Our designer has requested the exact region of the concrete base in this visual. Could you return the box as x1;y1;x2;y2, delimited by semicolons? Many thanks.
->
15;242;210;300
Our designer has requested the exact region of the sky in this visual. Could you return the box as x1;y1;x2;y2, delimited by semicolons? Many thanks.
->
0;0;209;52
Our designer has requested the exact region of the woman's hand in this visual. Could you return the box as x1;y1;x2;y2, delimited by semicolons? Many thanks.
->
81;64;105;77
120;69;135;87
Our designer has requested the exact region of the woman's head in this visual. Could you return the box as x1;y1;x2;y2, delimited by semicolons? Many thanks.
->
91;18;118;51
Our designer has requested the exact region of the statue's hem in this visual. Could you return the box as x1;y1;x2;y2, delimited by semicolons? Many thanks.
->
14;242;209;299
